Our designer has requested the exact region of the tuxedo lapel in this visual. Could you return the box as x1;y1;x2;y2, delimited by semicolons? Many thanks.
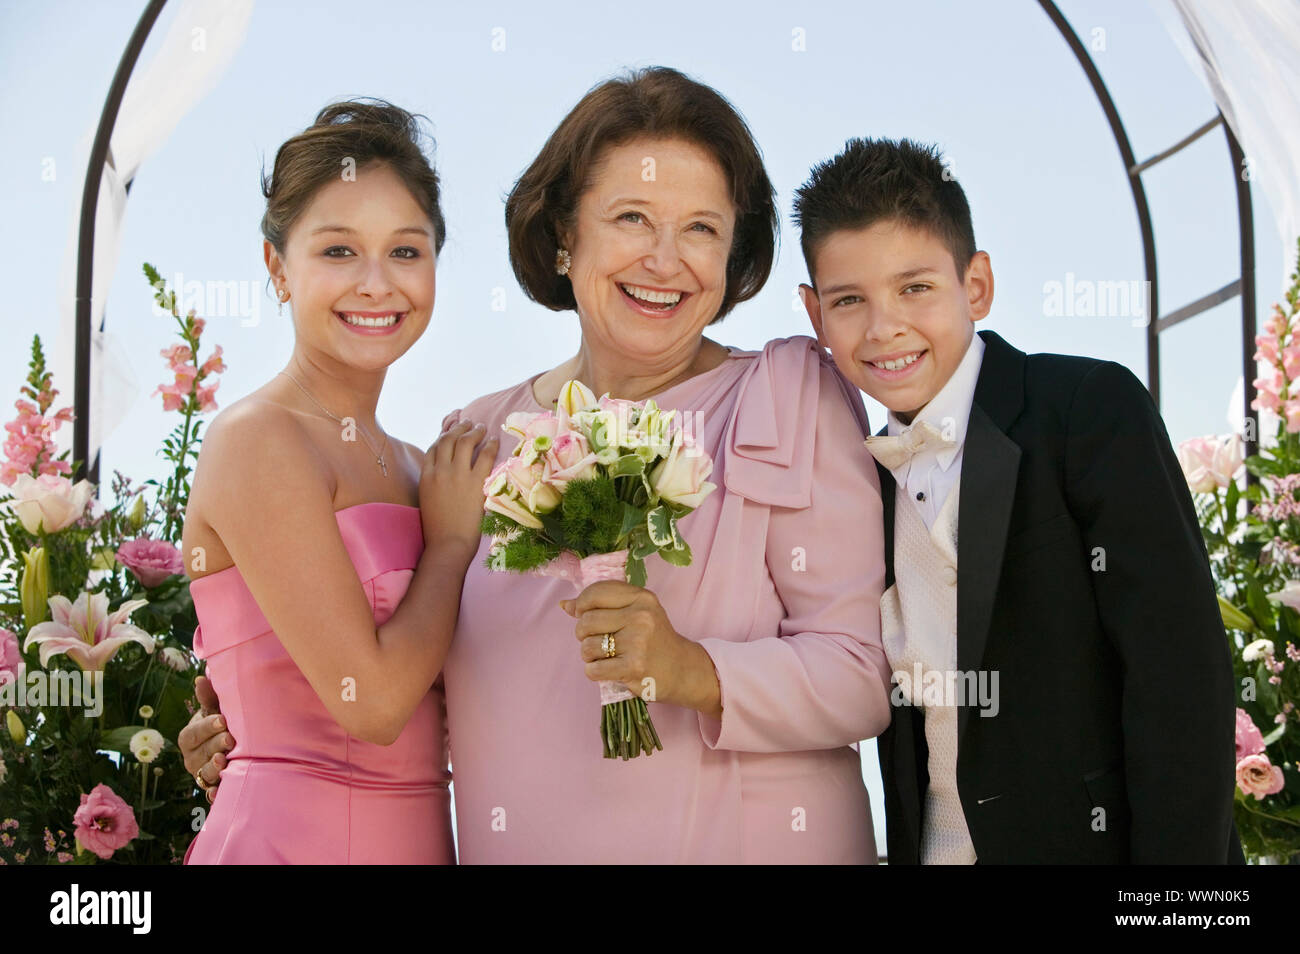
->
956;330;1025;743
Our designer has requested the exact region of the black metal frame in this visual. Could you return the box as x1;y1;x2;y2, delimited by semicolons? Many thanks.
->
68;0;1261;482
1039;0;1257;461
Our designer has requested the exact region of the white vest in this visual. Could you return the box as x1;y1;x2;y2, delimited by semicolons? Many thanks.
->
880;482;977;864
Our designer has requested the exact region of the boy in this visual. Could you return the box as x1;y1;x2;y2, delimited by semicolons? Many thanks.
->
793;137;1242;864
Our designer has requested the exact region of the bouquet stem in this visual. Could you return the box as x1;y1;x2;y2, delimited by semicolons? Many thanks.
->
601;697;662;760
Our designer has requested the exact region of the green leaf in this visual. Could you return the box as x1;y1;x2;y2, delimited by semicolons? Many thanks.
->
619;502;645;539
658;541;693;567
608;454;645;478
626;556;647;588
646;506;674;547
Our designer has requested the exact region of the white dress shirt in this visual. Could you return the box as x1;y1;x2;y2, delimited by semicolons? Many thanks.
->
884;333;986;529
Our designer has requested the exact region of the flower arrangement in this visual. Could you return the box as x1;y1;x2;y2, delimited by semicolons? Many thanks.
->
1178;239;1300;862
479;379;717;759
0;263;223;863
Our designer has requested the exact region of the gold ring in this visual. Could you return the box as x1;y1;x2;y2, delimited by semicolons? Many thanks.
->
195;770;211;790
602;634;617;658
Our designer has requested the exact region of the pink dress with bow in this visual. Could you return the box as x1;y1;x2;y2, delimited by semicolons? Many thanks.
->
182;502;454;865
443;335;891;863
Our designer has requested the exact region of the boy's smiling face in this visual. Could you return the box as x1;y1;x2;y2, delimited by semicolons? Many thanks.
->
801;219;993;423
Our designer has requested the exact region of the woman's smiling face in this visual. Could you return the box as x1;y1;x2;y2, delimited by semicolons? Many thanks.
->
560;137;736;367
268;160;437;371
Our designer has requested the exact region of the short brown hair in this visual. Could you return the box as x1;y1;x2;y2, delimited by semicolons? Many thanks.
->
260;98;447;257
793;138;976;287
505;67;777;324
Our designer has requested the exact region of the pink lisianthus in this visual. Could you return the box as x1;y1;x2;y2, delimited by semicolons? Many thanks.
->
72;784;139;860
0;628;22;687
24;591;154;671
116;538;184;588
1235;753;1285;800
543;431;599;490
1235;708;1266;761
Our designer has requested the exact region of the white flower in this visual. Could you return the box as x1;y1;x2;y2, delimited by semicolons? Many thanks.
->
1242;638;1275;662
0;757;7;785
129;728;165;763
6;474;95;534
1266;580;1300;613
159;647;190;672
138;705;154;720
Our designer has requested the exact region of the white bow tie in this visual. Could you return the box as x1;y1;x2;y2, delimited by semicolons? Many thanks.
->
863;421;956;471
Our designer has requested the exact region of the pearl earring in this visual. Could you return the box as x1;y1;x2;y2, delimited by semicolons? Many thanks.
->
277;287;290;315
555;248;572;276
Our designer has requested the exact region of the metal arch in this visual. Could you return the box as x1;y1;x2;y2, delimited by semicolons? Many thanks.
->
72;0;169;486
1038;0;1258;461
68;0;1261;482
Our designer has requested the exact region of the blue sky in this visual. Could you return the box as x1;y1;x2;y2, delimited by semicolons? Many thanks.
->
0;0;1288;851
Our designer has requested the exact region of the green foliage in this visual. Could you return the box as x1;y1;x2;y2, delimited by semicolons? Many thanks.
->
555;477;623;556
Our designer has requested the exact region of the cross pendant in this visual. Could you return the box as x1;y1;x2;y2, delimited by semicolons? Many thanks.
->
378;457;387;477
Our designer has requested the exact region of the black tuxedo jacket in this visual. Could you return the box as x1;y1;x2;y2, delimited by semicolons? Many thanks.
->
875;329;1244;864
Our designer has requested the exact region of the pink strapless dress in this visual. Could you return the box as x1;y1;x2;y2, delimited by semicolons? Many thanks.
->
183;502;454;865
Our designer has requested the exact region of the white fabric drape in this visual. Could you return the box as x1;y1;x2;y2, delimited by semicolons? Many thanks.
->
50;0;253;487
1159;0;1300;278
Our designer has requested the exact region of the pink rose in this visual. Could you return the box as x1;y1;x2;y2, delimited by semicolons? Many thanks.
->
0;628;22;687
1235;754;1285;800
1235;707;1266;761
1175;435;1242;494
7;473;95;534
116;538;184;588
73;783;139;859
504;457;561;514
648;429;717;509
543;431;599;490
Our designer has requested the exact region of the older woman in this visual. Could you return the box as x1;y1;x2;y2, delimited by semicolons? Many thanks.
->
183;66;891;863
441;66;890;863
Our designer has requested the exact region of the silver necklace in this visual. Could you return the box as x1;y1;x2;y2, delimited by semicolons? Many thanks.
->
277;371;389;477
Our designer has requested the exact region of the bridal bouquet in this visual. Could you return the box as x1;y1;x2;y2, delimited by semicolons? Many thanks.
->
1178;239;1300;862
0;264;222;864
479;380;716;759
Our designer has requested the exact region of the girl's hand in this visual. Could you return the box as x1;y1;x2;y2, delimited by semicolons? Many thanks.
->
420;419;498;558
560;581;721;717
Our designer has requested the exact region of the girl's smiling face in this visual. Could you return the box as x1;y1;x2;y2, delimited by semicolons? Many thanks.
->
559;136;736;371
266;160;437;371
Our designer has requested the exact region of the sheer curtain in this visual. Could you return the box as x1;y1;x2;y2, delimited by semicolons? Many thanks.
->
50;0;253;488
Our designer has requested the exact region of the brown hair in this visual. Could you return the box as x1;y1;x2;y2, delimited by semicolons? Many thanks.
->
505;66;777;324
260;98;447;257
794;138;976;286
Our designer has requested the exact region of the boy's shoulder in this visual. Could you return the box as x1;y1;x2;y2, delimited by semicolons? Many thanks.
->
982;330;1152;419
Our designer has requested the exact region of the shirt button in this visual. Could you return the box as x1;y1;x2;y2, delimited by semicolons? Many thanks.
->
943;566;958;586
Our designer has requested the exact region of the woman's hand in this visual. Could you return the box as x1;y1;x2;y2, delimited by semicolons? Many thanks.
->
560;581;721;717
420;418;499;558
178;675;234;803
